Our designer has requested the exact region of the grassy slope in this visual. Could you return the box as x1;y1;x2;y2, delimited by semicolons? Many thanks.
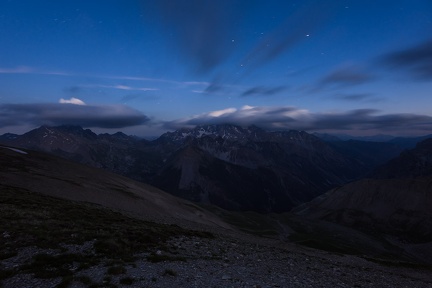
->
0;185;213;286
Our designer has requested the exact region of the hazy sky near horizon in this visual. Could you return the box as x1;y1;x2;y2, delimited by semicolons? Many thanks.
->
1;0;432;137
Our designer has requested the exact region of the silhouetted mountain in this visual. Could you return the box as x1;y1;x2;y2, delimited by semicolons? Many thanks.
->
388;135;432;149
372;138;432;178
0;132;19;140
294;138;432;262
327;140;404;173
316;132;432;150
0;125;159;177
312;132;341;142
320;133;395;142
0;124;405;212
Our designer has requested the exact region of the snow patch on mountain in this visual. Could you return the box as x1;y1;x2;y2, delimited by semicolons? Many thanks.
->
1;146;28;155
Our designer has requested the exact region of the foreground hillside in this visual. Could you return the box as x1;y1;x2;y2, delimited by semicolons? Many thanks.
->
0;145;229;229
1;146;431;287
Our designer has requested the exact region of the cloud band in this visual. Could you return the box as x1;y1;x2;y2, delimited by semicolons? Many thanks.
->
0;103;149;128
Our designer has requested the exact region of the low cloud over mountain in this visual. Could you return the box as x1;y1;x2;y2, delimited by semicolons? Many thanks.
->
0;99;149;129
165;105;432;135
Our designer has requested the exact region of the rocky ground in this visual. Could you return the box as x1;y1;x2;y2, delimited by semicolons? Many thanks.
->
2;232;432;288
0;147;431;288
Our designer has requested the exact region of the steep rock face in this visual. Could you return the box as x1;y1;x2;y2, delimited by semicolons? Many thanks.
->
153;144;298;212
295;138;432;241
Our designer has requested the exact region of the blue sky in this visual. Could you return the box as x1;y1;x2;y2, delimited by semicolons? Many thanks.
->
1;0;432;137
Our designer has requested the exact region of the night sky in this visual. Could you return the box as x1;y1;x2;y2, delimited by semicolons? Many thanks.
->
1;0;432;137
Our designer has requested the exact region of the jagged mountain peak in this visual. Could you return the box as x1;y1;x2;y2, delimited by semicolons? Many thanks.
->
158;124;323;144
4;125;98;155
25;125;97;138
159;124;268;143
159;124;322;145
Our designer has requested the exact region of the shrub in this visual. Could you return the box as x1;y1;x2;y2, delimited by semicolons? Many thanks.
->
163;269;177;276
107;265;126;275
119;277;134;285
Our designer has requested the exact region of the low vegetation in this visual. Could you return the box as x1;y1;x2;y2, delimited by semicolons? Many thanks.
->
0;185;214;286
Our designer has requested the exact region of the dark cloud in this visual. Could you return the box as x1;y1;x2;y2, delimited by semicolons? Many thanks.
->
145;0;236;73
241;86;287;97
319;66;373;88
0;103;149;129
333;93;382;102
380;39;432;80
334;93;371;101
164;106;432;134
204;82;225;94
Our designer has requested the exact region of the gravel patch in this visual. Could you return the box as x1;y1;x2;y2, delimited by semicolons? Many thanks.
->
2;234;431;288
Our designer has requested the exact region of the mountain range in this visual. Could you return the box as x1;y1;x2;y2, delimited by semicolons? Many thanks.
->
0;124;406;212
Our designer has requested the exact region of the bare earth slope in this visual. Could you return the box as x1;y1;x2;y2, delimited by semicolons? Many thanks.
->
0;145;230;230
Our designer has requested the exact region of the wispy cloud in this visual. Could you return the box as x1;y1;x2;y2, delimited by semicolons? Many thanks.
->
241;2;338;70
241;86;287;97
0;66;70;76
0;66;209;87
143;0;341;88
317;65;374;89
333;93;371;101
0;66;34;74
164;105;432;134
332;93;383;103
380;38;432;80
79;84;158;92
